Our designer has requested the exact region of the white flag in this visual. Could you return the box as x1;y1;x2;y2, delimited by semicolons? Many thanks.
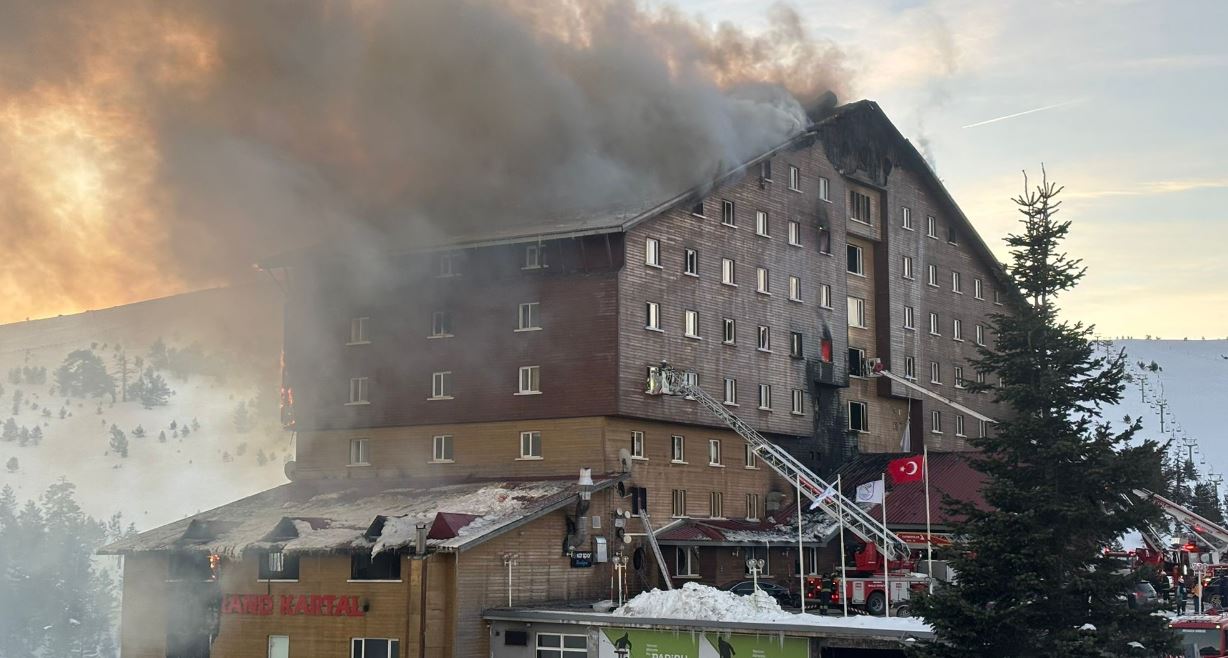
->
856;480;884;504
899;418;911;452
809;483;838;509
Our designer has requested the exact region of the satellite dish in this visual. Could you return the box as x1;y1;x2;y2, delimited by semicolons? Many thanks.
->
284;460;298;482
618;448;633;474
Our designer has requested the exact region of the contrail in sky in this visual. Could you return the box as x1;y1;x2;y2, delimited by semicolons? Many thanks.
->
962;100;1078;128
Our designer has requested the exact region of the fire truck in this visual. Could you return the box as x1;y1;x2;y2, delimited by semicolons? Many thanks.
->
650;363;935;615
1170;614;1228;657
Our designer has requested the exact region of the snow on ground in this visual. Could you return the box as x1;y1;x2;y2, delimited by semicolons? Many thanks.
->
615;582;931;633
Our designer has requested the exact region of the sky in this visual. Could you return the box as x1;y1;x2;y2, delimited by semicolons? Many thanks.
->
671;0;1228;339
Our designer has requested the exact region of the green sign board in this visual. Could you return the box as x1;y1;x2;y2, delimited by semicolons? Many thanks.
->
598;628;807;658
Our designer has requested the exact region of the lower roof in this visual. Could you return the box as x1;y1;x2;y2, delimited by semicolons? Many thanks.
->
100;474;620;557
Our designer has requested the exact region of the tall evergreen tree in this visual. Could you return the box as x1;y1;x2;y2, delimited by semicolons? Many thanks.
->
912;172;1175;656
54;349;116;399
137;366;172;409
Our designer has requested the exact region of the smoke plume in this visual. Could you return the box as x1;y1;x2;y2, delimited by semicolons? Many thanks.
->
0;0;849;323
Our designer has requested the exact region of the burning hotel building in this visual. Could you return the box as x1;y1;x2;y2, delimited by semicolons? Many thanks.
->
103;101;1007;657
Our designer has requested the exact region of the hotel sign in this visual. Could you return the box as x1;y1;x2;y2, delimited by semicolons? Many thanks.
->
221;593;367;617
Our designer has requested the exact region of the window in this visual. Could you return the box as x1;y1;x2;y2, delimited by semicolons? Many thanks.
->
974;278;984;300
926;215;937;238
904;356;916;380
349;377;370;405
515;363;540;392
437;253;457;277
847;244;864;275
708;439;722;466
930;361;941;384
791;388;804;415
684;249;698;276
902;255;914;280
721;199;736;226
709;492;724;518
349;438;369;466
745;493;760;520
903;305;915;330
976;324;986;346
819;176;830;201
948;226;959;245
788;276;802;302
757;325;771;351
744;444;758;468
721;258;736;286
849;401;868;432
789;331;803;359
269;636;289;658
672;491;688;519
760;158;773;181
674;545;696;574
756;267;770;294
645;365;661;394
976;371;987;385
523;244;545;269
536;634;587;658
817;227;831;254
430;371;452;399
645;237;661;267
788;221;801;246
517;302;540;331
994;289;1003;305
723;378;737;405
691;199;705;217
847;296;866;328
722;318;736;344
979;419;989;438
788;165;801;191
902;206;913;230
351;551;401;581
351;638;400;658
349;317;370;344
168;553;215;582
954;366;965;389
259;551;300;580
671;435;685;462
931;410;943;434
758;384;772;410
432;435;454;462
952;271;963;293
430;311;452;338
848;348;866;377
953;319;963;341
519;431;542;459
849;190;871;223
678;310;698;339
929;312;940;335
755;211;770;237
820;283;833;309
631;431;645;459
927;264;938;286
645;302;661;331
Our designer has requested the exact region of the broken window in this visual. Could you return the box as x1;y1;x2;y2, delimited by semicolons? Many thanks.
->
258;551;300;580
848;401;868;432
848;348;865;377
691;199;705;216
847;244;864;275
849;190;872;223
684;249;698;276
817;227;831;254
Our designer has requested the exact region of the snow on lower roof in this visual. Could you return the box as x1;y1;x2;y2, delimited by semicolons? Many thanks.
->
100;476;616;557
615;582;931;634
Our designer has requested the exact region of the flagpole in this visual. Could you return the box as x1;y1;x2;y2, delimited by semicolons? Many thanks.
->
924;445;934;594
882;473;890;618
797;473;806;613
838;474;848;617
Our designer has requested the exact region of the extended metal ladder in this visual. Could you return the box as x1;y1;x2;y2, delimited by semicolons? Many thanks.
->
638;510;673;590
653;364;911;561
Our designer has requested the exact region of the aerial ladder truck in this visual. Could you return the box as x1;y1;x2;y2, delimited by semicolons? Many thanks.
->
649;363;926;614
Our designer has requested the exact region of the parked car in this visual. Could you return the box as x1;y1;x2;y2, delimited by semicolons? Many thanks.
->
1128;581;1159;610
722;580;797;608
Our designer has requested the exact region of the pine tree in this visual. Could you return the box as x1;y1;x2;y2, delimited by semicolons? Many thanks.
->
1;417;16;442
232;400;253;433
108;425;128;458
137;367;172;409
1191;481;1224;524
54;349;116;399
4;457;16;472
912;172;1176;656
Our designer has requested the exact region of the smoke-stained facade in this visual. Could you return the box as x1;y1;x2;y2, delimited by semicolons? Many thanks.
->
104;101;1009;658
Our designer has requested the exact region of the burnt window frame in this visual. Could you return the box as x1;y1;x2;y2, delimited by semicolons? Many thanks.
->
258;551;301;581
351;550;402;581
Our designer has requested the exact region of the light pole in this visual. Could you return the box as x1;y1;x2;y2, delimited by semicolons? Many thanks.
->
613;553;630;606
746;558;765;591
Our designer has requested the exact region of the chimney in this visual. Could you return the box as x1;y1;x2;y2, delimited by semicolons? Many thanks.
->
415;522;428;555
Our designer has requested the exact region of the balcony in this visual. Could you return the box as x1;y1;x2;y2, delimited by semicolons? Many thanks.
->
808;359;848;388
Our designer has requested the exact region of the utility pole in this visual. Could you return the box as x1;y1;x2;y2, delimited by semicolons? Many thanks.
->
1158;400;1166;433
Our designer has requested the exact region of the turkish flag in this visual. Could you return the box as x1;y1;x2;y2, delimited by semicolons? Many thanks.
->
888;455;925;484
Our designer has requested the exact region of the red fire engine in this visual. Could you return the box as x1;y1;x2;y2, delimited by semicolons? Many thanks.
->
1170;614;1228;657
796;543;930;615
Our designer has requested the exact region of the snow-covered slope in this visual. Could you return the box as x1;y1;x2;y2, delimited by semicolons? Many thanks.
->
1103;339;1228;477
0;284;289;531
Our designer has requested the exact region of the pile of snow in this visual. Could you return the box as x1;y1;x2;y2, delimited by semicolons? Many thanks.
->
615;583;932;633
617;582;793;622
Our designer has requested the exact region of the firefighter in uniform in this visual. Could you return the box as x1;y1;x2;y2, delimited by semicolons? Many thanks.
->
817;573;835;616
